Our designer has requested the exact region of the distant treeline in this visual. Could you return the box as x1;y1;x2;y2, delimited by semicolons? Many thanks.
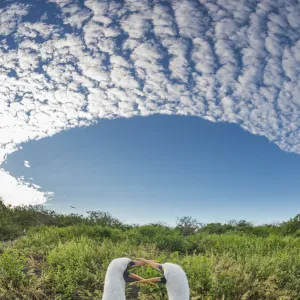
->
1;198;300;241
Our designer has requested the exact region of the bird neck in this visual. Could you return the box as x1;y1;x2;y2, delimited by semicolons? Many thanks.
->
105;272;125;288
102;278;126;300
167;289;189;300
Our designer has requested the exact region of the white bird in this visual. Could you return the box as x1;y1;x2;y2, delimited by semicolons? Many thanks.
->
136;259;190;300
102;257;149;300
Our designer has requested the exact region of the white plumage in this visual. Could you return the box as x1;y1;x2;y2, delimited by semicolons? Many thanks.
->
136;259;190;300
102;257;131;300
162;263;190;300
102;258;189;300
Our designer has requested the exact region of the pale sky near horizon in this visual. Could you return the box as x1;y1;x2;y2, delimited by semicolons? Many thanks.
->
5;114;300;225
1;0;300;225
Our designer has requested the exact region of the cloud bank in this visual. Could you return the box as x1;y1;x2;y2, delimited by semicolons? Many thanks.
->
0;0;300;205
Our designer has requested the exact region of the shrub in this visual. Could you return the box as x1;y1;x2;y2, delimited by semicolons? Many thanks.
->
0;249;26;287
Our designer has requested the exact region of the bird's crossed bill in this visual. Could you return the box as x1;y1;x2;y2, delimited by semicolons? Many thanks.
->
102;257;189;300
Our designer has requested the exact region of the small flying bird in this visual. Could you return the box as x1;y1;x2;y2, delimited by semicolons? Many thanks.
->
102;257;153;300
70;206;76;209
136;258;189;300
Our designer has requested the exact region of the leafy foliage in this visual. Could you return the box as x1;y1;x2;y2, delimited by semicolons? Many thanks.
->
0;200;299;299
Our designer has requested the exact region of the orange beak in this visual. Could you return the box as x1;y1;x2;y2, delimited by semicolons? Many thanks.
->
128;273;156;286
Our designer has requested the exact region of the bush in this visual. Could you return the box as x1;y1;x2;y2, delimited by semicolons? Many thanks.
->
281;215;300;235
0;200;300;299
0;249;26;287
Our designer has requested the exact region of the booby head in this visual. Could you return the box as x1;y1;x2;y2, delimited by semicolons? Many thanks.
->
135;259;189;300
102;257;157;300
123;258;145;283
102;257;149;300
105;257;144;284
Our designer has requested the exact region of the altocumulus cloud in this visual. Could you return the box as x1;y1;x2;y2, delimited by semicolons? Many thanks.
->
0;0;300;205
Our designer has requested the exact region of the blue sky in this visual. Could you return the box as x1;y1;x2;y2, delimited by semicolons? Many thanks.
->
4;115;300;225
0;0;300;225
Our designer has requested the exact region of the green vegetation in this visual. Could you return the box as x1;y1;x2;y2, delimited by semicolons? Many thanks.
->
1;199;300;299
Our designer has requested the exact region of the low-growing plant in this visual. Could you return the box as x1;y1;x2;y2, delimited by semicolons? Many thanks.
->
0;249;27;288
0;200;300;299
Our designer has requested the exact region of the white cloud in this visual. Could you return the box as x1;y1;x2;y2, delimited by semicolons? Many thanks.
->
24;160;31;168
0;3;29;36
0;168;53;206
0;0;300;206
121;13;151;39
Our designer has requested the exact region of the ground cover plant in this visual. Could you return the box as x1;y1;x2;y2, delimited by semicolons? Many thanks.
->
0;199;300;299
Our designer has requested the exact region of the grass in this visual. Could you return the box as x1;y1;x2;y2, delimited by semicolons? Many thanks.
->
0;225;299;299
0;200;300;299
